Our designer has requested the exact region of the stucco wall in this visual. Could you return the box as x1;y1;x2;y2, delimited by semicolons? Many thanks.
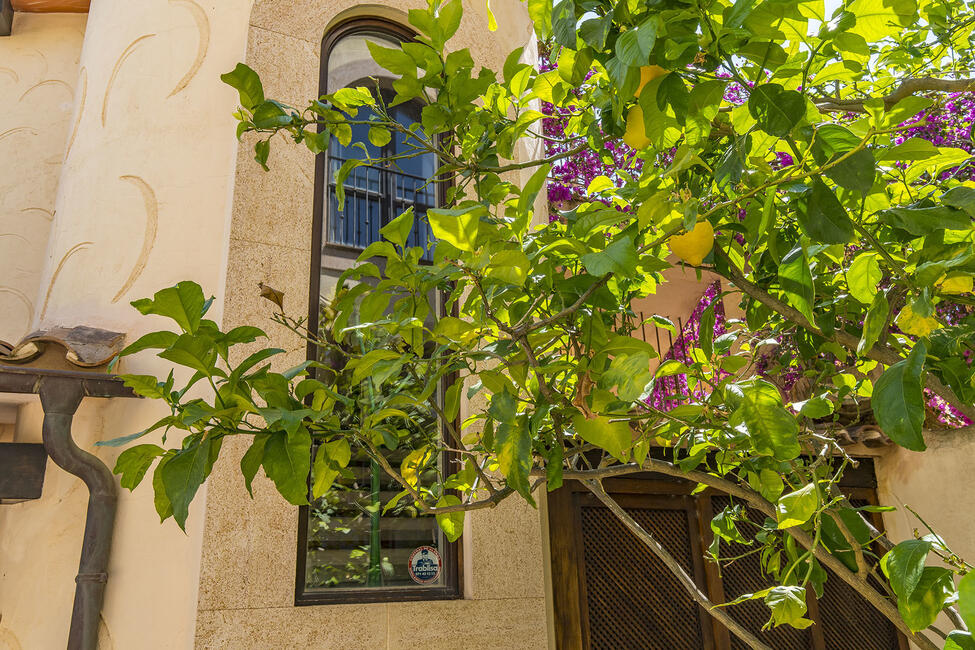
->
0;12;85;345
194;2;550;648
0;1;253;648
876;430;975;647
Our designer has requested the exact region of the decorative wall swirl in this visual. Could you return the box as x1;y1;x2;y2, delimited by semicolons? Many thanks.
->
0;126;39;144
168;0;210;97
112;175;158;303
18;78;73;102
40;241;93;321
0;286;35;328
63;65;86;162
101;34;156;127
20;207;55;220
0;67;19;83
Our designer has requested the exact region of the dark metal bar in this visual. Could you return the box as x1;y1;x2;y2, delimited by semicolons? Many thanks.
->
0;366;135;398
0;0;12;37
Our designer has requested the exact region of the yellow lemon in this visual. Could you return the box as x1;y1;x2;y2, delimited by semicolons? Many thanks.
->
635;65;669;97
938;274;973;294
896;304;941;338
669;221;715;266
623;106;651;150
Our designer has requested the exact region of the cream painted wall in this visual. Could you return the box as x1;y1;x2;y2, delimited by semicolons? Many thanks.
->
0;13;85;345
877;431;975;648
0;0;254;648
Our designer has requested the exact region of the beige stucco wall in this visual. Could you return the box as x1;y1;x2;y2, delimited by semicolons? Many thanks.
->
0;12;85;345
0;0;253;647
876;430;975;647
194;1;550;648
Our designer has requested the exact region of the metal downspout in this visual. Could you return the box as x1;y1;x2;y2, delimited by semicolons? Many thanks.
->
39;376;117;650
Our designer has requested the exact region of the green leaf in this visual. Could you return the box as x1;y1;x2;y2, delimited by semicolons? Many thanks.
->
131;281;207;334
880;206;971;236
958;571;975;631
368;126;391;148
517;163;551;227
878;137;938;162
158;334;218;375
438;0;463;42
120;374;165;399
485;249;530;286
943;187;975;218
748;84;804;137
221;63;264;110
847;252;882;304
881;539;932;598
428;205;485;252
366;41;417;77
152;458;173;522
435;494;465;542
114;444;164;490
161;436;212;530
119;331;178;357
873;342;927;451
898;567;955;632
764;585;814;629
946;631;975;650
776;483;818;528
732;380;801;460
600;352;652;402
262;428;312;505
798;179;854;244
615;19;656;66
527;0;552;39
253;139;270;171
573;414;631;463
495;407;534;504
380;207;415;248
811;124;875;193
581;235;637;278
859;291;889;355
551;0;576;48
252;101;291;129
778;246;816;326
312;438;351;498
240;433;268;497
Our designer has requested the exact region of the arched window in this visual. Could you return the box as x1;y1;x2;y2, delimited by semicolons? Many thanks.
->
298;18;459;605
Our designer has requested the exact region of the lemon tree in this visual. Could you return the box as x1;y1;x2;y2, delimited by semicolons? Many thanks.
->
110;0;975;647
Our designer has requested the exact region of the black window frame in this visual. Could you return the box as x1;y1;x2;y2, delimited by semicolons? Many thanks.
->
295;16;462;607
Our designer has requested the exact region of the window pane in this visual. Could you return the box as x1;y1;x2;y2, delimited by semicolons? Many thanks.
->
304;270;449;593
306;26;451;597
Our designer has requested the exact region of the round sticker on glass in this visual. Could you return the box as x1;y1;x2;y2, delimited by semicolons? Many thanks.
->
408;545;442;585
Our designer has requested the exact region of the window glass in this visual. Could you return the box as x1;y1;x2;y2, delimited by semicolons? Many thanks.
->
324;32;435;258
300;25;455;600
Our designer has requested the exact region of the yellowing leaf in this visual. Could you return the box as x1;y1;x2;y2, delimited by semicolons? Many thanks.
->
401;446;435;487
939;274;973;295
896;304;941;338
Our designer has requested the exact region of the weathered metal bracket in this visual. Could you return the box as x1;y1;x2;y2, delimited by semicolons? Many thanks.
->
0;366;137;650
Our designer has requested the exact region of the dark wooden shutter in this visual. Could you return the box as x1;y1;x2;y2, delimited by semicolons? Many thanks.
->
548;471;907;650
579;501;707;649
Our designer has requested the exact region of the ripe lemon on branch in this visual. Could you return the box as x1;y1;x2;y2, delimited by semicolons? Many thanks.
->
623;106;651;150
669;221;714;266
635;65;669;97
